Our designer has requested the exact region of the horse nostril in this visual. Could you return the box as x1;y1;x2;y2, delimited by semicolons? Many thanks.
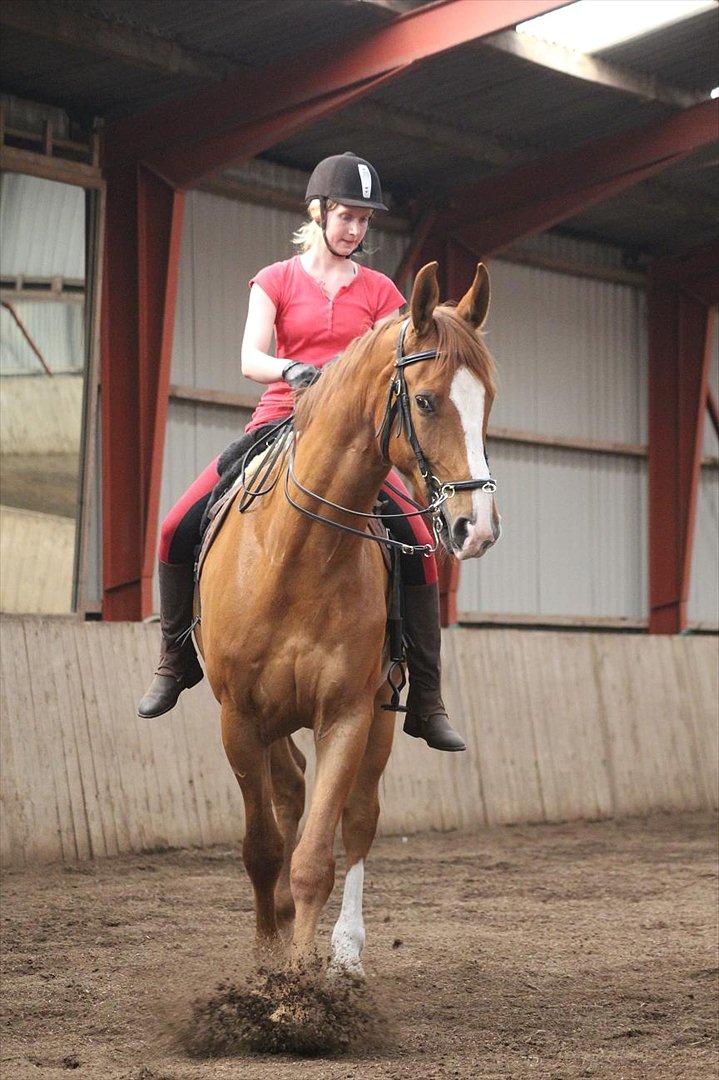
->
452;516;471;549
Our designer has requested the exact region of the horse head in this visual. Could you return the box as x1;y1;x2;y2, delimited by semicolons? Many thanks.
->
380;262;501;560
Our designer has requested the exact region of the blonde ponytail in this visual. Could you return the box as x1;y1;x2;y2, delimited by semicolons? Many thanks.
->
292;198;338;252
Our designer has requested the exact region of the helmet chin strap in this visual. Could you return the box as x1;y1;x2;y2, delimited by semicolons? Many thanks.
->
319;196;354;260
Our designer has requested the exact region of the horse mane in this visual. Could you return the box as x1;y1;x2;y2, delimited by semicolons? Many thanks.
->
294;306;497;434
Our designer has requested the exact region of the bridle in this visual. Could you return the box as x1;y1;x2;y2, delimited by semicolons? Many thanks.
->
377;318;497;506
280;317;497;555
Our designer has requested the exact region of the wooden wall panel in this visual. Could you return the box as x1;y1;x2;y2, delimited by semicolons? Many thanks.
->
1;616;716;867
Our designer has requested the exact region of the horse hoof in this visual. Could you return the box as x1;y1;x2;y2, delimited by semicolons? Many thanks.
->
328;957;365;981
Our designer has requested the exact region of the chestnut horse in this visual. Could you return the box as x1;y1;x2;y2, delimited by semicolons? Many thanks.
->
197;263;500;972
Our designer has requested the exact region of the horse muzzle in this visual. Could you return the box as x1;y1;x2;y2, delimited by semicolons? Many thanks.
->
446;506;501;560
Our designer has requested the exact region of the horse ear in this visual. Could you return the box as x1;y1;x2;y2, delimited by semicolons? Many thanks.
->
410;262;440;338
457;263;490;329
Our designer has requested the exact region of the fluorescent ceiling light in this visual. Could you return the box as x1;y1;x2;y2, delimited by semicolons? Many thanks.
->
711;87;719;99
516;0;716;54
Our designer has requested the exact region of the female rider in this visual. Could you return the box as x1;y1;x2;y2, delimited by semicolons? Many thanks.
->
138;152;465;753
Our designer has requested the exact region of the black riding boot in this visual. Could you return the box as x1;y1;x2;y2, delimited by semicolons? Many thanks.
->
137;562;203;718
402;581;466;752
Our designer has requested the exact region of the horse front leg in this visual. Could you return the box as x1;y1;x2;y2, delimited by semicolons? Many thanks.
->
330;698;395;976
221;700;285;956
270;736;307;935
290;710;372;967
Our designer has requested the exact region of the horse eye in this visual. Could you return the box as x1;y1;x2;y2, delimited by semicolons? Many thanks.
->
415;394;434;414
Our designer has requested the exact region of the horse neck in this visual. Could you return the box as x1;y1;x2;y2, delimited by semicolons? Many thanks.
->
271;362;390;560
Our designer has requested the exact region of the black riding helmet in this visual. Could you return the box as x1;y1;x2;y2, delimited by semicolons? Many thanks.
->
306;151;388;211
305;151;388;257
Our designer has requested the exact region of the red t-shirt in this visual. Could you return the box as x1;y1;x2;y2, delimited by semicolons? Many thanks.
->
245;256;405;431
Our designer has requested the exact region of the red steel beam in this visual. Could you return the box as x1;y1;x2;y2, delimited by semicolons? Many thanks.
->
103;0;569;185
149;73;403;189
1;300;54;375
444;100;719;255
647;272;714;634
137;166;185;618
101;165;184;620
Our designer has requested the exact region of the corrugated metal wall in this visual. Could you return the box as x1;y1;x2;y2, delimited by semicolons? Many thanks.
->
0;174;85;278
459;260;649;620
0;172;85;615
155;160;716;627
0;175;85;377
0;302;84;374
689;315;719;625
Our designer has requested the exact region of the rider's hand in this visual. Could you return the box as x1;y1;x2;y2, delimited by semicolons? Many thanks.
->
281;361;321;390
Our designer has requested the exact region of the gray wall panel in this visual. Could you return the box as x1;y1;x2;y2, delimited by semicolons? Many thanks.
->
460;257;649;620
487;261;646;443
458;444;646;620
0;174;85;279
689;467;718;626
690;312;718;625
1;301;84;374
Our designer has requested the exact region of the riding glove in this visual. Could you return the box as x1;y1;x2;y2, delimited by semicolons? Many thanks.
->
282;361;322;390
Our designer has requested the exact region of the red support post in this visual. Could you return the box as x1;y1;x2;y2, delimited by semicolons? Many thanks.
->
445;237;483;302
101;166;141;620
647;274;713;634
101;165;184;620
394;211;437;291
137;166;185;617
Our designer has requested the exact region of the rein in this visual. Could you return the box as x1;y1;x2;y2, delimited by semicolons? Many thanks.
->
280;317;497;554
284;447;444;556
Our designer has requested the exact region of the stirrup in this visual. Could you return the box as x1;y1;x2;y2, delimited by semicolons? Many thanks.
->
381;660;408;713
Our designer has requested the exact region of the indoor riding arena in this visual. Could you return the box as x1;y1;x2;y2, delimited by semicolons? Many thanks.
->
1;3;717;1079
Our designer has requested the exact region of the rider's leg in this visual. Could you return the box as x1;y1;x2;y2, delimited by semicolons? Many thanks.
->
378;472;466;753
138;424;279;718
137;458;220;718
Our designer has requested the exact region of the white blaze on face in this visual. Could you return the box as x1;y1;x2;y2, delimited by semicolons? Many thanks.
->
329;859;365;976
449;368;494;548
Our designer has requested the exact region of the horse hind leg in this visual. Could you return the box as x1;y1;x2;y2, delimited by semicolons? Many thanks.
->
330;701;395;976
270;736;306;935
221;701;284;955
